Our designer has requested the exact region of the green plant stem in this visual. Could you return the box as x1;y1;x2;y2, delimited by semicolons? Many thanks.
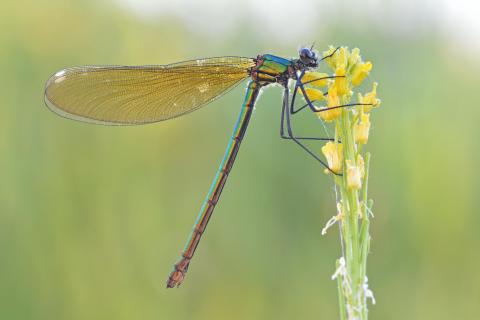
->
336;258;348;320
334;103;372;320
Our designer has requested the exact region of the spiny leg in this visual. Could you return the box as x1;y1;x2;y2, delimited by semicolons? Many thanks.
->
291;75;342;115
281;71;334;142
280;86;333;142
319;46;341;63
296;81;372;114
290;70;306;113
281;83;372;175
280;84;339;175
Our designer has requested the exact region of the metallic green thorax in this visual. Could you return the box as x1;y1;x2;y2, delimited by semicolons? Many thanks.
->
252;54;293;83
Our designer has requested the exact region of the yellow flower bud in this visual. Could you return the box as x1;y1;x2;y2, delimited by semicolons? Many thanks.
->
321;142;343;174
322;46;338;70
351;61;373;86
359;82;380;112
348;48;361;67
301;87;325;102
322;46;348;71
318;86;341;122
334;66;348;95
357;154;365;178
336;47;348;69
327;85;340;108
354;113;371;144
302;72;329;87
346;160;362;190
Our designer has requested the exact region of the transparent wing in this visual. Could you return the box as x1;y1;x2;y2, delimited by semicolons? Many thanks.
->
44;57;255;125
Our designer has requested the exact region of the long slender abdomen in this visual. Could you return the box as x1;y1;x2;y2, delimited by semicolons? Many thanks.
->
167;80;260;288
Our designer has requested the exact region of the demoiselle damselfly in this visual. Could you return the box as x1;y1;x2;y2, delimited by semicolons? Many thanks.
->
44;47;371;288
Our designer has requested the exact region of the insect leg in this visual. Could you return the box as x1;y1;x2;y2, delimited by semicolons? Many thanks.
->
280;85;340;175
296;82;372;114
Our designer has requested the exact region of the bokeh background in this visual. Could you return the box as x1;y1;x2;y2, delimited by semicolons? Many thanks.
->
1;0;480;319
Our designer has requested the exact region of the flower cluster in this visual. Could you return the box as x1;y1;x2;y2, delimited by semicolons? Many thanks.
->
301;46;381;180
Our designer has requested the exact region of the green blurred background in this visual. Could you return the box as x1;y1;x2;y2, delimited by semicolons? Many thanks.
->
1;0;479;319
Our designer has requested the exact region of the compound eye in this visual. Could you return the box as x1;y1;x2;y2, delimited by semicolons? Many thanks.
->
299;47;311;58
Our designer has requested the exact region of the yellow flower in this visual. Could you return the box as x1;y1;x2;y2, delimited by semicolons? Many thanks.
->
351;61;373;86
302;72;329;87
321;142;343;174
336;47;348;69
327;85;340;108
322;46;338;70
322;46;348;71
317;86;341;122
358;82;381;112
301;87;325;102
346;160;362;190
354;113;371;144
348;48;361;68
334;66;348;95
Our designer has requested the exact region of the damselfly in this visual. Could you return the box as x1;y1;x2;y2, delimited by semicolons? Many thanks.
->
44;47;371;288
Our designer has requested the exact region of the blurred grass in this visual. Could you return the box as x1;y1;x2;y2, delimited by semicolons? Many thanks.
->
1;0;480;319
